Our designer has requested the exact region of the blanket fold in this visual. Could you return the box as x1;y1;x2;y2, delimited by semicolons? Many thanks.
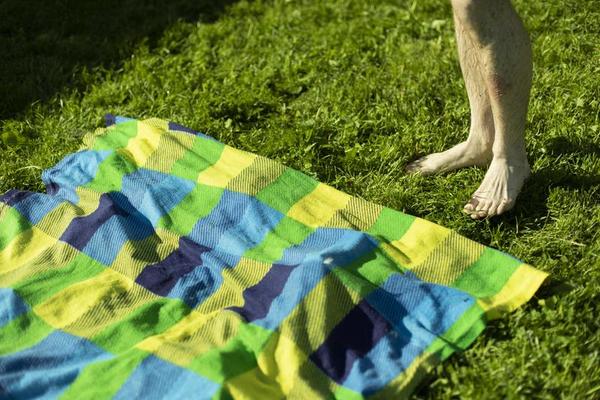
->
0;116;547;399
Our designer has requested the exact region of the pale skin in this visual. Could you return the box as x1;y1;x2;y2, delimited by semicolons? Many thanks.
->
406;0;533;219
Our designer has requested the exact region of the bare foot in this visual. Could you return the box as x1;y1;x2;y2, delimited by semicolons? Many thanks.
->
463;156;530;219
406;139;492;176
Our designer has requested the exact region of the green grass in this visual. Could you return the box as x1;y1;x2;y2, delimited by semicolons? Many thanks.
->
1;0;599;398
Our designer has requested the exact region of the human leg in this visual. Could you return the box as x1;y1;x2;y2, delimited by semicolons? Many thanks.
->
406;12;494;175
408;0;533;219
453;0;532;218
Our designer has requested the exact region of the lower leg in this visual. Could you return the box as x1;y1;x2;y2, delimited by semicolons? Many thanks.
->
453;0;532;218
406;13;494;175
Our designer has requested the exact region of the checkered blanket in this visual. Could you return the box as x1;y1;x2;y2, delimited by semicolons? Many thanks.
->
0;116;547;399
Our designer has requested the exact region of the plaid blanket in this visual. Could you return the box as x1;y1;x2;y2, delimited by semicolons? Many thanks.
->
0;116;547;399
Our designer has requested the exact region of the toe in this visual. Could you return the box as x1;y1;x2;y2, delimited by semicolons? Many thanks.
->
470;211;483;220
486;201;499;217
475;198;490;212
405;162;418;172
496;198;514;215
468;198;497;219
464;197;480;212
470;208;488;220
405;157;425;173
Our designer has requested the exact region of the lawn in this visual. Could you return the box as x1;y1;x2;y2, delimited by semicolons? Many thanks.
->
1;0;599;398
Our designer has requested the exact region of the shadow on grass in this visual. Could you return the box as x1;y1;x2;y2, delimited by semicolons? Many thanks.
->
0;0;238;119
499;137;600;221
516;167;600;218
546;136;600;158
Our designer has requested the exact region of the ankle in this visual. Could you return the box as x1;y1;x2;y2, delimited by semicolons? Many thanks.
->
464;137;493;158
492;141;527;162
490;153;530;172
